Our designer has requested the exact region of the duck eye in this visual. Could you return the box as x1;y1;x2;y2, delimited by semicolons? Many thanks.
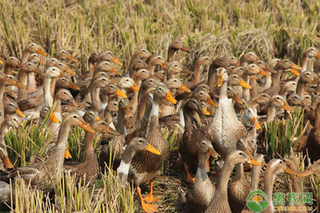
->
73;115;77;118
239;152;243;155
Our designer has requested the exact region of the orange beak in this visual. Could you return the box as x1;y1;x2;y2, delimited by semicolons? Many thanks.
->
16;109;26;118
232;94;244;105
282;104;293;113
217;74;223;87
0;59;4;64
146;143;161;155
160;63;167;69
209;148;217;158
181;45;191;53
316;52;320;59
72;101;78;107
116;89;128;98
291;63;302;71
79;120;95;134
64;145;72;159
1;155;14;169
178;84;191;93
206;96;218;107
67;55;78;62
239;79;252;89
39;58;46;65
202;107;211;116
109;67;121;75
58;72;67;78
67;82;80;90
290;69;300;76
95;116;100;121
65;67;76;75
284;167;296;175
112;56;123;66
251;116;262;130
165;91;177;104
36;48;48;56
131;85;140;91
247;157;262;166
4;77;26;89
49;113;61;123
258;68;269;76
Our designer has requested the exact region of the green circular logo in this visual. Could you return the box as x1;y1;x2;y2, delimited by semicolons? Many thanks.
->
246;190;269;212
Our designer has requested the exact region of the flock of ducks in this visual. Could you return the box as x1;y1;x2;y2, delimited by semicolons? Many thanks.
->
0;41;319;213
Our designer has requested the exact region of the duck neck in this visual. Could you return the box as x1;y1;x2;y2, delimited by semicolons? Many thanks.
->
273;69;283;85
43;77;53;107
217;161;234;197
167;48;175;62
233;164;245;182
264;169;276;205
193;62;202;86
139;98;153;138
149;99;160;130
291;174;302;194
296;80;305;98
117;107;127;136
137;93;149;122
88;63;95;78
267;103;277;121
83;131;96;162
251;164;262;191
301;54;308;71
17;70;28;101
47;122;71;169
90;87;101;113
130;90;139;112
243;75;251;101
121;145;138;164
147;63;156;76
4;64;14;75
259;75;272;92
219;80;228;99
27;72;37;93
53;99;62;113
196;152;209;181
279;87;289;98
50;78;58;97
179;108;185;129
250;77;258;99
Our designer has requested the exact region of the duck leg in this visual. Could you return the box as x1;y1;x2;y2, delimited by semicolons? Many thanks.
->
143;180;161;203
184;163;195;183
137;186;158;213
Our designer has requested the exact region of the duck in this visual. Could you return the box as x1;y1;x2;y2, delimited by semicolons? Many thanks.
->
296;70;316;98
82;52;100;79
240;154;265;213
0;73;25;122
207;68;247;159
167;40;191;62
97;51;123;67
17;61;43;102
264;59;301;97
284;158;308;213
129;59;148;78
0;114;94;203
185;56;211;88
129;69;150;112
0;115;23;170
129;49;151;77
3;56;20;75
247;93;271;111
266;95;293;121
178;138;216;213
208;56;238;90
305;103;320;162
279;81;297;99
204;150;261;213
4;101;26;119
287;93;302;107
56;50;77;63
262;159;296;213
146;55;166;76
179;98;211;183
300;47;320;71
128;83;176;213
64;119;120;184
117;137;161;186
240;52;259;68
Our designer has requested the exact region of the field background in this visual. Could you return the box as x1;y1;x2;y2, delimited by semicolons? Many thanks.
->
0;0;320;212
